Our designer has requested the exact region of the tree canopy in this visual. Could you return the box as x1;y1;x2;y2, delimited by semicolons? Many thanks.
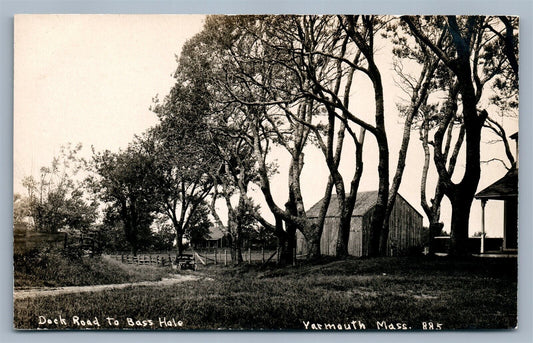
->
18;15;518;259
21;143;98;233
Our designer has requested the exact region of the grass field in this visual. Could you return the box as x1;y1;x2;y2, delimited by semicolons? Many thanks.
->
13;254;517;330
14;248;172;288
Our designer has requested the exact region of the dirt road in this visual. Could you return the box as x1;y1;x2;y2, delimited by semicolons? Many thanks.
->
13;274;200;300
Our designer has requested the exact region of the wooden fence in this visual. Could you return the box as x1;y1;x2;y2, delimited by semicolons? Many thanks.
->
107;254;176;267
193;247;297;266
108;247;302;268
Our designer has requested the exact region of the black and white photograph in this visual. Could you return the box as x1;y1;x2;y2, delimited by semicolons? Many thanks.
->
13;14;519;330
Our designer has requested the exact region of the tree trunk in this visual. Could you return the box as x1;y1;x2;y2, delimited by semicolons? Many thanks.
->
227;234;243;264
287;232;296;262
448;194;474;256
379;219;391;256
123;217;138;256
367;135;389;257
446;93;484;256
279;229;296;265
304;226;322;260
176;231;185;255
278;235;289;265
269;215;290;265
428;222;444;255
230;229;244;264
335;209;352;258
282;190;301;264
233;244;243;264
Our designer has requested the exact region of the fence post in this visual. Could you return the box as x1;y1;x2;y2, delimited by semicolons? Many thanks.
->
248;247;251;264
214;249;217;265
224;249;227;266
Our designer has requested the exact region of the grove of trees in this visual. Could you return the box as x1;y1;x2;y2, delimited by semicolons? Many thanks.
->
16;15;518;262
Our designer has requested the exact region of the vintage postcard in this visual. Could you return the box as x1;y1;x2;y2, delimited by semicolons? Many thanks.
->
13;15;518;330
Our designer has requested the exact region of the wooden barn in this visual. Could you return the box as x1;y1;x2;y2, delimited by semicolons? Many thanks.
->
296;191;423;257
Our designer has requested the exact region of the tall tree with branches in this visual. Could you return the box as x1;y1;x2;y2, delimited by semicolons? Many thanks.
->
402;15;518;255
90;140;157;255
178;15;333;261
149;76;219;255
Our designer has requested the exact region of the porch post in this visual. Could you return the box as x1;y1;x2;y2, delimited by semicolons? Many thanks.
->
481;199;487;254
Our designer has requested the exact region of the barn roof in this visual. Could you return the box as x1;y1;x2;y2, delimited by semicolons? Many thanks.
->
208;226;225;240
306;191;379;218
475;168;518;200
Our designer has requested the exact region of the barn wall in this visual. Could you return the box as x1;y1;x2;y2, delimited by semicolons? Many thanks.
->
361;199;422;256
384;196;423;256
297;196;423;257
320;217;339;256
296;219;336;256
318;216;364;256
347;216;363;257
362;210;374;257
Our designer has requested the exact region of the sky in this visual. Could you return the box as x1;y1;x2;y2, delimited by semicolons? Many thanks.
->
14;14;205;190
13;14;519;238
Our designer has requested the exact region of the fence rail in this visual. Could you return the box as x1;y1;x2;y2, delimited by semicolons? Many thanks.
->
193;248;286;266
107;254;176;267
108;248;303;268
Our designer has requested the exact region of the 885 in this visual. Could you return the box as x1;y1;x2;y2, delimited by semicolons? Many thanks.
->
422;322;442;330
